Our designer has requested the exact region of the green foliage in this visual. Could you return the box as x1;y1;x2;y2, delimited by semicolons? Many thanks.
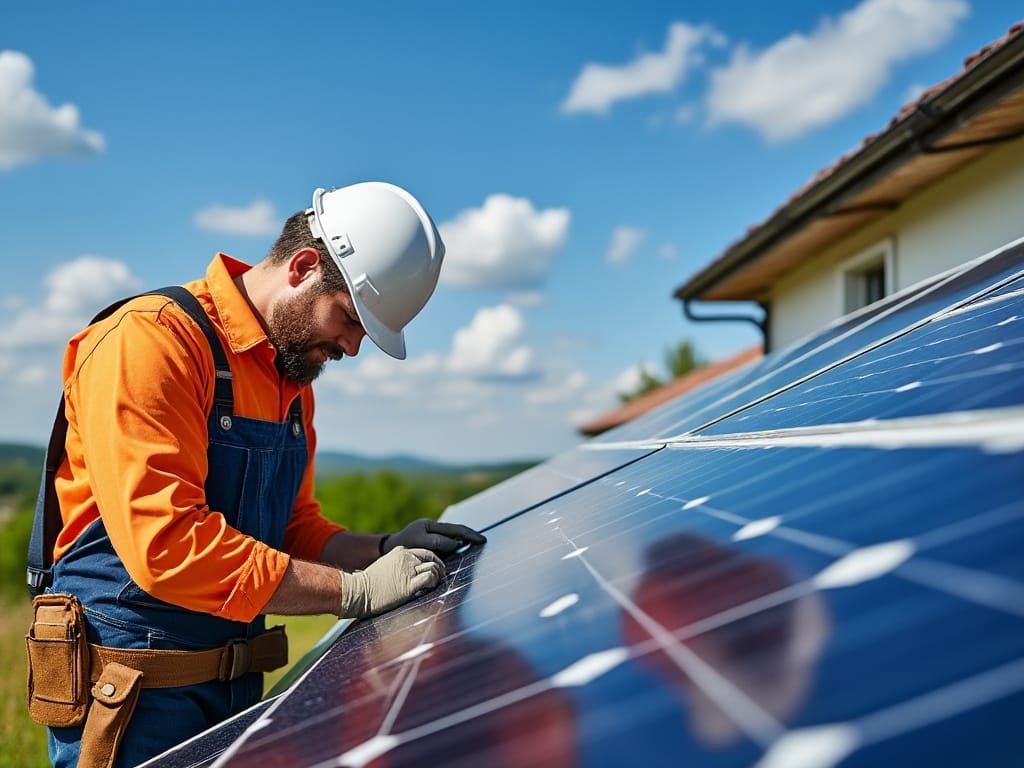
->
0;459;39;498
620;339;706;403
664;339;704;379
315;467;521;532
0;460;38;603
316;470;438;532
1;600;49;767
0;511;33;603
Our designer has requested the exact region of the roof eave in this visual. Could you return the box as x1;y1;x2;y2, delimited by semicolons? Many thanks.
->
674;29;1024;303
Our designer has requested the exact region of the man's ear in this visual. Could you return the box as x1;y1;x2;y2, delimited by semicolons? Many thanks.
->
286;248;322;288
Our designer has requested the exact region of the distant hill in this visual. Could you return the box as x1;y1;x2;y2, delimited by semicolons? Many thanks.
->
315;450;537;477
0;442;536;478
0;444;44;466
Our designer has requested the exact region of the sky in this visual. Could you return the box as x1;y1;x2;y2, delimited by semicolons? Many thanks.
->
0;1;1019;464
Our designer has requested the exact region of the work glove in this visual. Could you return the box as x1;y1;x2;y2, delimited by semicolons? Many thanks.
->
380;518;487;556
339;547;446;619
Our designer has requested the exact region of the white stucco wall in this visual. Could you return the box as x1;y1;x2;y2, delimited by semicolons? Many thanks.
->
768;136;1024;351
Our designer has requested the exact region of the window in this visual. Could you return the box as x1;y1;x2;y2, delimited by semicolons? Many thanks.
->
839;239;895;314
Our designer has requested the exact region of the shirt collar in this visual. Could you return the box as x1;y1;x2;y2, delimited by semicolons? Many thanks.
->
206;253;269;354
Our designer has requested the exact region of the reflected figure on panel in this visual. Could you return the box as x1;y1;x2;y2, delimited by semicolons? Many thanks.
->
359;558;579;767
251;551;578;768
622;534;829;746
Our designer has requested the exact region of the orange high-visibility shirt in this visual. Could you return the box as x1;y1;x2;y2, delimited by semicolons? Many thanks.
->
54;253;345;623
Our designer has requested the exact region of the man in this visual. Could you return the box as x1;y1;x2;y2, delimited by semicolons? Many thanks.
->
38;182;485;767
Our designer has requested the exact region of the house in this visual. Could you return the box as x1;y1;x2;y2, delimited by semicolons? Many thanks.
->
581;23;1024;438
675;23;1024;353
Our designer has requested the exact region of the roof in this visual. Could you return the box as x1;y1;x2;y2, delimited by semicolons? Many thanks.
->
577;345;763;436
674;23;1024;303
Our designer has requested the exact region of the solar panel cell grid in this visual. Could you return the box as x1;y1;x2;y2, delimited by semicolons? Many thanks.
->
596;241;1024;444
702;286;1024;434
439;447;660;531
213;442;1024;767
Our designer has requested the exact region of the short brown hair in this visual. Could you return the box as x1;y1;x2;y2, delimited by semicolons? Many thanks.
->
266;211;348;295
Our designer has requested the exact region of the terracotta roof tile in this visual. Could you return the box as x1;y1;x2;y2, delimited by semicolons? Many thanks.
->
712;22;1024;270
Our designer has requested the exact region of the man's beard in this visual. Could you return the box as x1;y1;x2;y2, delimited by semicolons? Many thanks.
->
266;291;345;386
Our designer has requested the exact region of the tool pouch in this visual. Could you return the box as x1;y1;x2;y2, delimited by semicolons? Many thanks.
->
25;593;91;727
78;662;144;768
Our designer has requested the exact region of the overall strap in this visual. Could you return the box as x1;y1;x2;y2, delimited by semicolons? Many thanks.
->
27;287;234;597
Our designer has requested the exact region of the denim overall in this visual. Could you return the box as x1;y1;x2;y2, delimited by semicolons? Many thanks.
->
47;305;307;768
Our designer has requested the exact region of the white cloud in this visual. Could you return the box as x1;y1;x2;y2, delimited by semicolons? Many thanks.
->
324;302;536;409
0;50;105;170
302;310;667;461
566;363;657;427
674;104;697;125
562;22;725;115
607;226;647;264
902;82;929;105
449;304;535;378
707;0;968;141
658;243;678;260
526;371;589;407
439;194;570;289
613;362;658;399
0;256;141;351
195;200;280;236
508;290;545;308
0;257;142;417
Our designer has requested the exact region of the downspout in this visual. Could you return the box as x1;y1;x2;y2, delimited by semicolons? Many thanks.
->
681;299;771;353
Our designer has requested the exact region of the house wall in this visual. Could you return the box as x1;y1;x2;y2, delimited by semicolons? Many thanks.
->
768;136;1024;351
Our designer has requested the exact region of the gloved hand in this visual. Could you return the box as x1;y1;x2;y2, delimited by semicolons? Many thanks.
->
381;519;487;556
338;546;445;618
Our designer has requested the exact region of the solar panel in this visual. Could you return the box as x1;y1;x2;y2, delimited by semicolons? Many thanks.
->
699;278;1024;434
148;239;1024;768
139;696;280;768
440;446;662;531
595;240;1024;444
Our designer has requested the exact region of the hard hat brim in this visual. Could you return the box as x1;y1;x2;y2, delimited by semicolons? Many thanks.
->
348;292;407;360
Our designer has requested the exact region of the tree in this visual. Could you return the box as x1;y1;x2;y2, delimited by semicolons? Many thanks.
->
664;339;703;379
619;339;706;403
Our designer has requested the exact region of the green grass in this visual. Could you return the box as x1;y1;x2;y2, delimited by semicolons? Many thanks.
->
0;600;342;766
1;600;49;768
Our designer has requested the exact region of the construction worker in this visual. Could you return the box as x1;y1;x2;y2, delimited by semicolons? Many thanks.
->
28;183;486;768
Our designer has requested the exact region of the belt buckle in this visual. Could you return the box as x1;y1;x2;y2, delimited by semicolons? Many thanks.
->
222;638;252;682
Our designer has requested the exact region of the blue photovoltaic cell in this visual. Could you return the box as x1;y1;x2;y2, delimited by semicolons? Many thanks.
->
979;270;1024;301
595;241;1024;443
140;696;278;768
215;442;1024;768
702;283;1024;434
439;446;660;531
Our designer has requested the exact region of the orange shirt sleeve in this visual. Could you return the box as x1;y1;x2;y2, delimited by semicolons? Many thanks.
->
62;299;289;623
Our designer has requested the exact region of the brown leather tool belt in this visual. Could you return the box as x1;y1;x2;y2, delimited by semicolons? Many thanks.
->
27;593;288;768
89;624;289;688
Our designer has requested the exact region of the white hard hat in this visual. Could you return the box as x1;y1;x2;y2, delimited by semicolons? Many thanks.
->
306;182;445;359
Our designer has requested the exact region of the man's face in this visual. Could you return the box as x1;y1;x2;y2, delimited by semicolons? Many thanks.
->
267;282;366;386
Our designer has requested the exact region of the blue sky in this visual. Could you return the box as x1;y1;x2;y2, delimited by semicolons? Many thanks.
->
0;1;1019;463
